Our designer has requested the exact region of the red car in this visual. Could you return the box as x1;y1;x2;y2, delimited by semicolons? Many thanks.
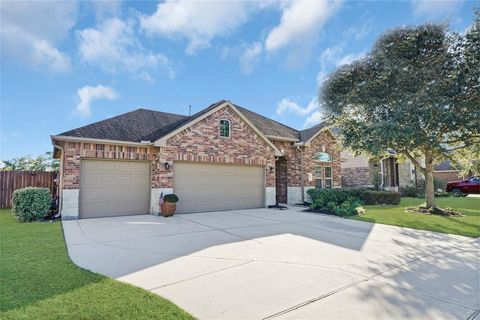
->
446;176;480;196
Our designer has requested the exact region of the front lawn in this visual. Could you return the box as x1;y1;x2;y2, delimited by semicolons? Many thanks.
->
0;209;193;320
350;197;480;237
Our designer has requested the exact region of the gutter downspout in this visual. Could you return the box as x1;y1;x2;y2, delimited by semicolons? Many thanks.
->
53;143;64;218
294;142;305;204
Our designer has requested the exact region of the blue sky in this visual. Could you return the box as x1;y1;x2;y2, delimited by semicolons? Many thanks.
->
0;0;476;159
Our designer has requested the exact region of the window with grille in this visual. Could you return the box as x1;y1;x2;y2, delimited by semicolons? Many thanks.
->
219;119;231;138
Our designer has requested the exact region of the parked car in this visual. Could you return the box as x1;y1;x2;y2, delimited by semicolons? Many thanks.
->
446;176;480;196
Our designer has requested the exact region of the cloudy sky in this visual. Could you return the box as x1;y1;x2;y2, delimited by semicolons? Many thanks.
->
0;0;476;159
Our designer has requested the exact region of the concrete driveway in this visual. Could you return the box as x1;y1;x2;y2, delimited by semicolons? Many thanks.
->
63;207;479;320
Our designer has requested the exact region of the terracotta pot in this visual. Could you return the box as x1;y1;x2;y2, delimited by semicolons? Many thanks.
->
160;202;176;217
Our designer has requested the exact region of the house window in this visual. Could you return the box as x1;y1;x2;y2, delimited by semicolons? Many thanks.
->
219;119;230;138
315;165;323;188
324;166;333;188
315;165;333;189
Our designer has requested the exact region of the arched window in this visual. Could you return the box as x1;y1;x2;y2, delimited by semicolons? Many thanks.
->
219;119;231;138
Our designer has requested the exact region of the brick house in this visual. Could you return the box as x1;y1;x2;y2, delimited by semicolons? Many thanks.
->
52;100;340;219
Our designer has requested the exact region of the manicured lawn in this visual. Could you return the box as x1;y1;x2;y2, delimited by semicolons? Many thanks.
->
350;197;480;237
0;209;193;320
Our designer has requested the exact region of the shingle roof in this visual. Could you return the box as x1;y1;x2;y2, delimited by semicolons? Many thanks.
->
299;121;330;142
58;108;187;142
56;100;329;144
234;104;299;141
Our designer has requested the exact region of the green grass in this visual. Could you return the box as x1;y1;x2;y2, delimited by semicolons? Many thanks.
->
350;197;480;237
0;209;194;320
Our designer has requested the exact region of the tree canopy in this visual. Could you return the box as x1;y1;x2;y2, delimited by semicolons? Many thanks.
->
320;11;479;208
0;152;59;171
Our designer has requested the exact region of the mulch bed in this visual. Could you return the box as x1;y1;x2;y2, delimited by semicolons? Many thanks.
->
405;206;464;217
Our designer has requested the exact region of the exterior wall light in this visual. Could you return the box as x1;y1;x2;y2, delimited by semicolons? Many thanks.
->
164;162;170;170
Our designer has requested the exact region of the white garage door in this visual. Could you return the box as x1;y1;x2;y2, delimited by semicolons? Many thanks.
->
174;162;265;213
80;160;150;218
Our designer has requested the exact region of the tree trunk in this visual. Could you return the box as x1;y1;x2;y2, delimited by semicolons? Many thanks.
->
424;152;436;208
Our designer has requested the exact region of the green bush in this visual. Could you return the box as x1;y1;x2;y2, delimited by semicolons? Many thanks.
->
11;187;51;222
401;178;449;198
362;190;401;205
307;188;400;215
163;194;179;203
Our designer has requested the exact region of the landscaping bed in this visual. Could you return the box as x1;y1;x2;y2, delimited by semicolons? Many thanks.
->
0;209;193;320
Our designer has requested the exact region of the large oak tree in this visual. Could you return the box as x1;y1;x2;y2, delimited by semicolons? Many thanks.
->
321;12;479;208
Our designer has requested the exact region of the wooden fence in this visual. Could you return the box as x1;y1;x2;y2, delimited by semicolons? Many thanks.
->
0;171;57;208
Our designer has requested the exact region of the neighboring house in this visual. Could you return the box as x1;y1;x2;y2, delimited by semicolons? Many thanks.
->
433;160;464;186
341;150;419;190
52;100;340;219
341;153;464;190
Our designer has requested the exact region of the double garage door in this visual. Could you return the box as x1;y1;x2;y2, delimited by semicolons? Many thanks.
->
173;162;265;214
79;160;264;218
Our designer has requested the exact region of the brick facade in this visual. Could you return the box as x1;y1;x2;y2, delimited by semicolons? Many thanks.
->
152;106;276;188
58;105;340;210
341;167;371;187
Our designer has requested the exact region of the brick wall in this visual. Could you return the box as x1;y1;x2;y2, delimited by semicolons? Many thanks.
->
341;167;371;187
152;106;276;188
303;131;341;187
272;130;341;188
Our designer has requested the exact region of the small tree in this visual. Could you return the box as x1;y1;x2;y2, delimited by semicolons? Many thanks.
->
0;152;59;171
321;14;479;208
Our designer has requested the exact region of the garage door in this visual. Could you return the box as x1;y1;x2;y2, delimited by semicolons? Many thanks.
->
173;162;265;213
80;160;150;218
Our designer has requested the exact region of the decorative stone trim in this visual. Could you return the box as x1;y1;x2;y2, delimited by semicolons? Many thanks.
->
61;189;79;219
265;187;276;206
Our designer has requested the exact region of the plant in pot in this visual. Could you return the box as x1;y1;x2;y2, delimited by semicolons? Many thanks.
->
160;194;179;217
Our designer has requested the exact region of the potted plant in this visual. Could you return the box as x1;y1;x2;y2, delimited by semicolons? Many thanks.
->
160;194;179;217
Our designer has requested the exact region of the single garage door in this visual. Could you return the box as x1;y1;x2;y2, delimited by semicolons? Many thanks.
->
173;162;264;213
80;160;150;218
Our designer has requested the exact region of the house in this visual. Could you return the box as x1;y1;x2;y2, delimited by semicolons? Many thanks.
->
341;150;409;190
52;100;340;219
341;152;463;190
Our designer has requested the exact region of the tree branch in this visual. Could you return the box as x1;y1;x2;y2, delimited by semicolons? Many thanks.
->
402;150;426;175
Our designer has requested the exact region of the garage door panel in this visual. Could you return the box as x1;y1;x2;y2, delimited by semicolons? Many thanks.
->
174;162;264;214
80;160;150;218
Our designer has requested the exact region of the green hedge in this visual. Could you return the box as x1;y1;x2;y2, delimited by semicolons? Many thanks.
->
11;187;51;222
307;188;401;216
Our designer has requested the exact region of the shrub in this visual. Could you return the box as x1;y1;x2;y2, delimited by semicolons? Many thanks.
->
163;194;179;203
11;187;51;222
362;190;401;205
401;177;449;198
307;188;399;216
371;171;382;191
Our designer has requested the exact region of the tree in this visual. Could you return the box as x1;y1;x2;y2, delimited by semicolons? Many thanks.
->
321;14;479;208
0;152;59;171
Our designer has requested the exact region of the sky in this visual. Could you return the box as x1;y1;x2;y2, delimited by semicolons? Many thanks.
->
0;0;476;160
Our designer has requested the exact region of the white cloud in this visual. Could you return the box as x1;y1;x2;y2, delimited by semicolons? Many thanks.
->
265;0;342;52
91;0;122;21
78;18;175;79
411;0;465;18
240;42;263;74
276;98;318;117
140;0;253;55
75;85;119;116
0;1;77;73
275;97;325;128
316;44;365;86
304;111;324;128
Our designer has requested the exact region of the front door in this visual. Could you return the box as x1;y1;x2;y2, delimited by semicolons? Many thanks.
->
275;157;287;204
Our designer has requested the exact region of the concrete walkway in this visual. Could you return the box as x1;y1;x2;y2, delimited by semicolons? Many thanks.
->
63;207;479;320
